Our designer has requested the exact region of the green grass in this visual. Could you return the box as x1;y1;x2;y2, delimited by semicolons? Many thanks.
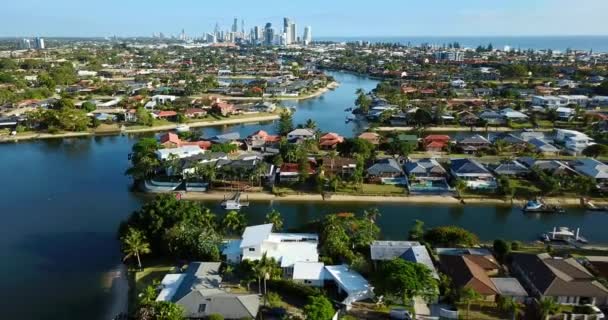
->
536;120;554;128
508;121;534;129
128;262;177;312
457;302;509;320
511;178;542;198
336;183;406;195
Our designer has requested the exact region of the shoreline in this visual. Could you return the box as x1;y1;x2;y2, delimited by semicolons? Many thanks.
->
209;81;339;101
374;126;553;133
0;114;281;143
178;191;608;207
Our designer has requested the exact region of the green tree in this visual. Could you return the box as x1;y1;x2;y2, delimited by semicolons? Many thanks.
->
583;144;608;158
375;259;438;305
493;239;511;262
121;227;151;269
81;101;97;112
136;107;154;126
153;301;185;320
163;222;221;261
408;219;425;241
303;295;335;320
423;226;479;248
126;138;160;181
277;110;294;136
222;210;247;235
497;296;523;320
454;179;467;198
538;297;560;320
265;209;283;232
457;287;481;320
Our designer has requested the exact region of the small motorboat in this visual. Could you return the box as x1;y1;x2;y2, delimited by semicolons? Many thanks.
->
176;124;190;133
582;198;608;212
220;192;249;210
540;227;588;244
523;198;565;213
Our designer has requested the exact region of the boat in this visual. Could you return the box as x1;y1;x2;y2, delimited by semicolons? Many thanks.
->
220;192;249;210
175;124;190;133
540;227;589;244
523;198;565;213
344;107;353;112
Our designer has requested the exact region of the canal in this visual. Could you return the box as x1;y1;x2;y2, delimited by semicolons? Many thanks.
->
1;71;607;320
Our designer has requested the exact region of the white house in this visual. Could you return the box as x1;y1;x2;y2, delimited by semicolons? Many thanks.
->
451;79;467;88
324;265;375;309
555;129;595;155
532;96;567;108
292;262;327;287
146;95;177;110
236;224;319;277
155;146;205;160
287;128;316;141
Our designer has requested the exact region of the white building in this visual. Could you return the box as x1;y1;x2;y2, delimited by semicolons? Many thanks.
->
287;128;316;141
303;26;312;46
532;95;589;108
155;146;205;160
555;129;595;155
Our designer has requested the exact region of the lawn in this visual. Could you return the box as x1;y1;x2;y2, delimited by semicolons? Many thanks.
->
128;263;177;312
508;121;534;129
458;303;510;320
536;120;554;128
336;183;406;195
512;178;542;198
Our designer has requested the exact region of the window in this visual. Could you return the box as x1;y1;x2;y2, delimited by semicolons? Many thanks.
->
198;304;207;313
248;248;255;252
304;280;312;284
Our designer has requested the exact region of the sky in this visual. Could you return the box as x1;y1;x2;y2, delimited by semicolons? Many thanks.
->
2;0;608;38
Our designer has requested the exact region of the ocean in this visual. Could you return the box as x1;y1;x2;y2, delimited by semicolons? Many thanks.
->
317;35;608;53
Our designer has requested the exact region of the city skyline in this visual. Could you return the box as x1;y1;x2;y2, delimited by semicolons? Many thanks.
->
2;0;608;37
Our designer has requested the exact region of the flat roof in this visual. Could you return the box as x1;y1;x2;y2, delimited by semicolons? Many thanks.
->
156;274;186;302
240;224;273;248
491;277;528;297
324;265;372;295
293;262;326;280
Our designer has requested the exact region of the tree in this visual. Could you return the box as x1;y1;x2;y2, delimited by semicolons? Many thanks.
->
375;259;438;305
408;219;425;241
304;118;317;130
412;108;433;128
583;144;608;158
222;210;247;235
538;297;560;320
121;228;151;269
164;222;221;261
81;101;97;112
457;287;481;320
493;239;511;262
265;209;283;231
497;296;523;320
454;179;467;198
498;175;516;203
126;138;160;181
153;301;185;320
423;226;479;248
136;107;154;126
277;110;294;136
303;295;335;320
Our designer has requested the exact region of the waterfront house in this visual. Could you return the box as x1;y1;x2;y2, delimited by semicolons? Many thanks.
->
159;132;182;148
181;152;229;175
439;254;500;302
278;162;316;183
156;146;205;160
156;262;260;319
184;108;207;119
211;100;235;116
554;129;595;155
500;108;529;122
358;132;381;145
319;132;345;150
209;132;241;145
423;135;451;152
154;110;178;120
511;253;608;307
404;158;450;193
571;158;608;191
457;111;480;126
287;128;316;141
367;158;404;182
246;130;280;150
518;157;577;176
493;160;530;176
232;224;319;278
555;107;574;121
457;134;491;153
450;158;497;189
479;110;506;125
369;241;438;279
320;156;357;178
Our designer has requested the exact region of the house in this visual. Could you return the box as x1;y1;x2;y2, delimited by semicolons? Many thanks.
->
500;108;528;122
458;134;491;153
490;278;529;302
234;224;319;277
528;138;561;155
358;132;381;145
319;132;344;150
518;157;577;176
511;253;608;306
156;146;205;160
278;162;316;183
451;79;467;88
209;132;241;145
211;101;235;116
555;107;574;121
156;262;260;319
320;156;357;178
404;158;451;193
493;160;530;176
184;108;207;118
554;129;595;155
287;128;316;141
367;158;404;180
439;254;500;301
246;130;280;150
571;158;608;191
450;158;497;189
370;241;438;279
292;262;326;287
160;132;182;148
457;111;479;126
423;135;451;152
324;265;375;308
154;110;178;120
251;101;277;112
181;153;230;175
479;110;506;125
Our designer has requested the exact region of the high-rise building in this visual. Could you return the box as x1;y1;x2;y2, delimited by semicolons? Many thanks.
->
232;18;238;33
303;26;312;46
283;17;292;44
290;23;297;44
264;23;274;46
253;26;260;42
241;19;245;34
35;37;45;49
21;38;31;49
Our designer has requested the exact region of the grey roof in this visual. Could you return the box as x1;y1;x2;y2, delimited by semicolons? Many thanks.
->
490;277;528;297
451;158;491;175
210;132;241;144
493;160;529;175
172;262;223;302
370;241;421;260
404;158;446;175
512;253;608;298
528;138;560;153
573;158;608;179
494;133;526;144
459;134;491;145
367;158;404;176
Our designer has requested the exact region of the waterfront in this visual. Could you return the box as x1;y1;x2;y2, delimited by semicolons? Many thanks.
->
2;71;608;320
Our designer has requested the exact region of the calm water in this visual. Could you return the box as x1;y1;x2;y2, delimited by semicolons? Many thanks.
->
318;35;608;52
1;71;608;320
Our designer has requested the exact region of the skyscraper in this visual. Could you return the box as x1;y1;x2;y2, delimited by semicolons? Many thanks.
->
35;37;45;49
290;23;297;45
303;26;312;46
283;17;292;44
232;18;238;33
264;23;274;46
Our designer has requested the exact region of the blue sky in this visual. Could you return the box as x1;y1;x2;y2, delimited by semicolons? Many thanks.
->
2;0;608;37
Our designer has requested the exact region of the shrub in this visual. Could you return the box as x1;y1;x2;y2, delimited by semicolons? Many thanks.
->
207;314;224;320
266;279;321;299
266;291;283;308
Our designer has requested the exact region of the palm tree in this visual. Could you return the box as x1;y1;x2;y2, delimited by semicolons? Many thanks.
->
201;207;216;230
327;150;338;175
265;209;284;231
222;210;246;235
304;118;317;130
120;228;151;269
498;296;523;320
364;208;381;223
538;298;559;320
454;179;467;199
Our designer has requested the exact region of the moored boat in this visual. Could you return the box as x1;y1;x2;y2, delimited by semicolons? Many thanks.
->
523;198;565;213
540;226;588;244
175;124;190;133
